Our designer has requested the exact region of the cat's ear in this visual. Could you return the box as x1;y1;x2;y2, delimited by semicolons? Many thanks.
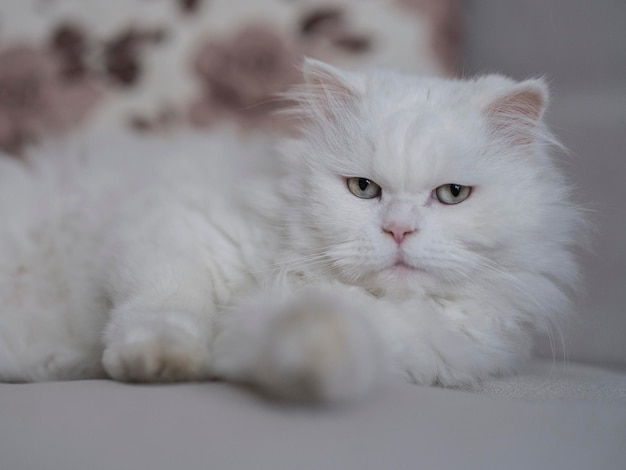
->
299;58;363;121
484;79;548;145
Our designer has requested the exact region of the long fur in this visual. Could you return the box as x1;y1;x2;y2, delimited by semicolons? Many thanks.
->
0;61;583;401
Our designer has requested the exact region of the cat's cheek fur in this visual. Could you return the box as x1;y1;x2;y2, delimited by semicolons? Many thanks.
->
287;168;390;283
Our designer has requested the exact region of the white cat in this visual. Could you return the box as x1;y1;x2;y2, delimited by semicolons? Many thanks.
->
0;59;582;401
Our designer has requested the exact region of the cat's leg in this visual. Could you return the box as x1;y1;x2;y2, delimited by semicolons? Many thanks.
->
103;304;213;383
100;200;231;382
213;283;396;401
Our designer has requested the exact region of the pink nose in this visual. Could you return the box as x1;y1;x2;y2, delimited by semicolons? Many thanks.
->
383;223;415;244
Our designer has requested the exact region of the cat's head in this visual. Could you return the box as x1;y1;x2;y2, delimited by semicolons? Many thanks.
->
281;59;581;314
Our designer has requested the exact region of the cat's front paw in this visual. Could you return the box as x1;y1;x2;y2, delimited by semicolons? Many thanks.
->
103;310;211;382
252;295;384;402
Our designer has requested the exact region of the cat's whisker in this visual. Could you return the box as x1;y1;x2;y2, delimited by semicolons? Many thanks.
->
471;255;571;362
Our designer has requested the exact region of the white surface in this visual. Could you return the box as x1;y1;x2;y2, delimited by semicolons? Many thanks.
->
1;360;625;470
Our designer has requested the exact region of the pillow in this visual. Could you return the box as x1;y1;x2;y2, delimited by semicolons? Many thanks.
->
0;0;463;155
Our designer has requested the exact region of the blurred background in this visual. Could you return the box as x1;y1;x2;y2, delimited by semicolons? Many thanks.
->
0;0;624;368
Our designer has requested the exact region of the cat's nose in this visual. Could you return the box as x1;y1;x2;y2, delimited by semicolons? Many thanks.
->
382;222;416;244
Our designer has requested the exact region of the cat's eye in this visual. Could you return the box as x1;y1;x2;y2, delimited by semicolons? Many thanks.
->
347;177;382;199
435;184;472;205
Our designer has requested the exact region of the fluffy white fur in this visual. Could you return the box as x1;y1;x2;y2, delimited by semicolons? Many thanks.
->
0;60;582;401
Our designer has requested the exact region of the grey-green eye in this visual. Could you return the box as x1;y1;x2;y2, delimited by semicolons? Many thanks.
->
347;177;382;199
435;184;472;205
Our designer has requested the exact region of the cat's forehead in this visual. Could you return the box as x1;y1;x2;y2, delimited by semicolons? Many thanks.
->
354;92;484;191
309;71;520;191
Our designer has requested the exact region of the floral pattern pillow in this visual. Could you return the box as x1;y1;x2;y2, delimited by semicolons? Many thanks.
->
0;0;463;155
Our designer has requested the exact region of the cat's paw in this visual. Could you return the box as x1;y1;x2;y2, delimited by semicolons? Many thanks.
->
251;295;384;402
103;310;211;382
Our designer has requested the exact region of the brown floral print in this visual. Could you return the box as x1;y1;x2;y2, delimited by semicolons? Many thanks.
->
191;25;300;128
299;7;372;56
104;28;167;87
0;0;462;144
0;45;103;156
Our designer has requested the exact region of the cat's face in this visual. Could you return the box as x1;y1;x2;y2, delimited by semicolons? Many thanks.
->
284;60;574;298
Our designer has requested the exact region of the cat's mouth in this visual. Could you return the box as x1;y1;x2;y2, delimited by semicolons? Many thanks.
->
385;259;425;275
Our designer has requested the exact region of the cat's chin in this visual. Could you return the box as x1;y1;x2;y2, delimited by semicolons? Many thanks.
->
385;261;426;278
362;262;426;298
